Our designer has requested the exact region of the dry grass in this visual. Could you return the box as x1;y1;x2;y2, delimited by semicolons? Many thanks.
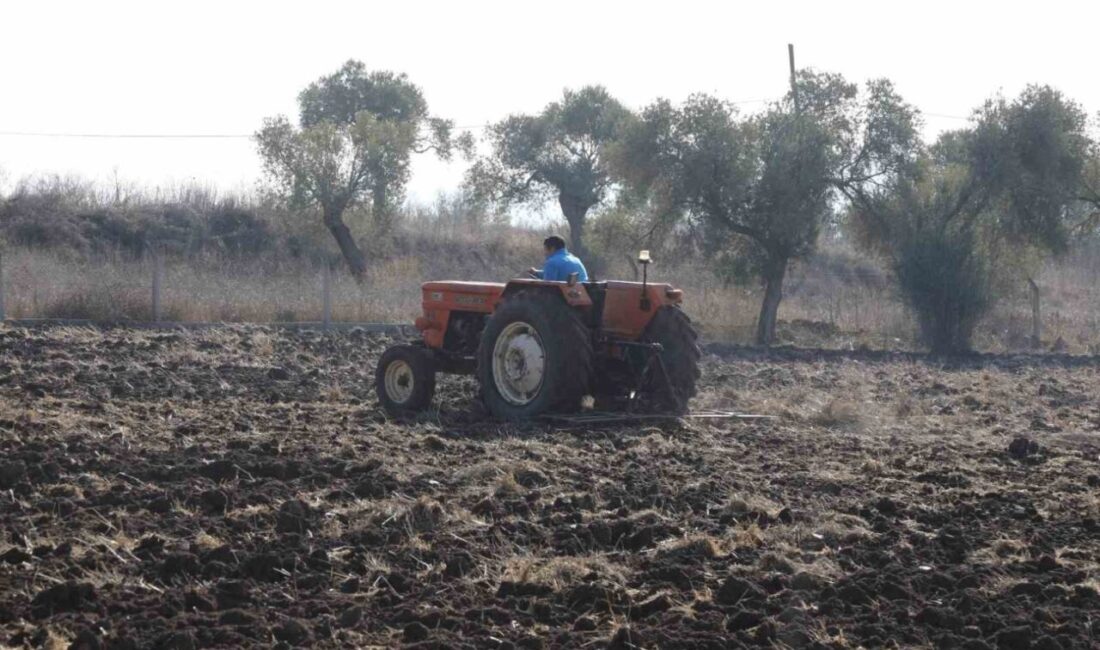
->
193;531;225;551
0;248;427;324
404;496;447;533
40;628;71;650
493;472;525;498
730;522;766;548
2;231;1100;351
657;534;725;559
812;399;862;428
500;554;628;589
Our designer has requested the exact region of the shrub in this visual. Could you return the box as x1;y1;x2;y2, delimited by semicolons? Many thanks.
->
894;229;992;354
205;205;274;257
39;287;182;322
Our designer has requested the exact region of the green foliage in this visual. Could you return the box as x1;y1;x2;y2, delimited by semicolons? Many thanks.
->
585;200;688;279
256;60;467;276
852;170;995;352
976;86;1090;252
466;86;632;254
613;73;917;343
896;229;991;355
257;60;465;229
299;62;428;128
849;85;1093;352
0;176;273;258
256;112;417;217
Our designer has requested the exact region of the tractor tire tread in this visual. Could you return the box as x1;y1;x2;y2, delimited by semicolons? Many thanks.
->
375;344;437;415
642;305;701;414
477;289;593;419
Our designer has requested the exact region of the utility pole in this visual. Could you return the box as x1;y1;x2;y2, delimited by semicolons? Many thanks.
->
151;246;164;322
788;43;801;115
1028;276;1041;347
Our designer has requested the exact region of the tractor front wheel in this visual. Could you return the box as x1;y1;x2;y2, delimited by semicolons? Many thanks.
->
375;345;436;415
477;291;593;420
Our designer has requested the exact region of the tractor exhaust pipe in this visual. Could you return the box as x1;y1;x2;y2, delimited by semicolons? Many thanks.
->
638;250;651;311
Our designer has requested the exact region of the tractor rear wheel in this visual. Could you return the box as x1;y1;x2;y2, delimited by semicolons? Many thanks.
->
642;306;701;413
477;290;593;420
375;345;436;415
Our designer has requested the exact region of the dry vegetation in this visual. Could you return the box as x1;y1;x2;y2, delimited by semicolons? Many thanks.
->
1;326;1098;648
5;239;1100;353
4;177;1100;353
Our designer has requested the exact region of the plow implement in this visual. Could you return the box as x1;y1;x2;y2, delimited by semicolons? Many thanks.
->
540;409;775;426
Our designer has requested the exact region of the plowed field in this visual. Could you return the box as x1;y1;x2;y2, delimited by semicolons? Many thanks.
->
1;327;1098;649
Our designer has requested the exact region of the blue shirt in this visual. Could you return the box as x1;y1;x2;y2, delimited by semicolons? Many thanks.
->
535;249;589;282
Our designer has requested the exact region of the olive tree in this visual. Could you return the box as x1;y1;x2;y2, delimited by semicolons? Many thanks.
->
256;60;466;277
614;74;919;345
1070;114;1100;225
465;86;632;258
848;85;1092;353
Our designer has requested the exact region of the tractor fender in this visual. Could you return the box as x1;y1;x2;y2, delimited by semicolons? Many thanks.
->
499;279;593;308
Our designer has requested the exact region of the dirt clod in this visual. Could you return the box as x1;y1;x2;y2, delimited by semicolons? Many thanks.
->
0;460;28;488
726;608;763;631
267;367;291;381
1;547;32;564
573;616;598;631
716;576;766;606
1007;436;1040;459
273;619;310;645
156;631;196;650
275;499;315;534
995;626;1033;650
607;625;643;650
337;605;363;628
30;581;96;618
403;622;430;642
630;593;672;620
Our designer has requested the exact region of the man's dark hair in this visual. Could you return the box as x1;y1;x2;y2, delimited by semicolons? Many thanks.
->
543;235;567;251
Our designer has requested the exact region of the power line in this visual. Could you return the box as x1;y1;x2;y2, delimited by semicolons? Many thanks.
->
0;104;972;140
923;112;969;121
0;131;251;139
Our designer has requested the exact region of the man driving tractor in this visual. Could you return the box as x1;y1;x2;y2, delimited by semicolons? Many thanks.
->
528;235;588;282
374;230;701;420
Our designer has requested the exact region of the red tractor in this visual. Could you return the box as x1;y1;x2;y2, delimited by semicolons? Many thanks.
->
375;252;700;420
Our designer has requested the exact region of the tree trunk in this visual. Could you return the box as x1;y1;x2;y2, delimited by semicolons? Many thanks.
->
625;254;639;281
557;193;591;258
323;204;367;279
755;258;787;346
371;183;392;231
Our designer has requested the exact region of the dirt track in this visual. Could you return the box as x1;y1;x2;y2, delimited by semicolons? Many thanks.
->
1;326;1098;649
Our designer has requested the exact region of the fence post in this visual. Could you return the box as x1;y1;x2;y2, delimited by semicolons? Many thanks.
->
151;246;164;322
322;263;332;331
0;250;5;321
1028;277;1041;348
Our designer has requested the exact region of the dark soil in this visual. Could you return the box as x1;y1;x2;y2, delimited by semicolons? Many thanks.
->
1;325;1099;648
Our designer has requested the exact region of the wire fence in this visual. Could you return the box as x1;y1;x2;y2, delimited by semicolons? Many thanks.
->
0;250;414;335
0;247;1093;357
0;247;910;355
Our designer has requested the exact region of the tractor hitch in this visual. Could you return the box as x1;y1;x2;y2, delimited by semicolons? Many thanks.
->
611;339;676;412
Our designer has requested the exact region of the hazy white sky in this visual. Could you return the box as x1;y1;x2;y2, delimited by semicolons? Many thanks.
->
2;0;1098;204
